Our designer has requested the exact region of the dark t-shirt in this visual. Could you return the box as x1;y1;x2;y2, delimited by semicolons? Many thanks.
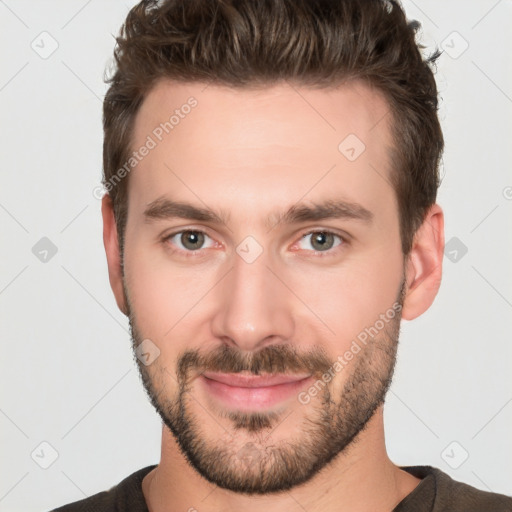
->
50;464;512;511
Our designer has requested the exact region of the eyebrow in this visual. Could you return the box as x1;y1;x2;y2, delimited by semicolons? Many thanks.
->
143;196;373;229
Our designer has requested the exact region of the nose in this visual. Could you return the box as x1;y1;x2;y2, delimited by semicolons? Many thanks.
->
210;249;295;352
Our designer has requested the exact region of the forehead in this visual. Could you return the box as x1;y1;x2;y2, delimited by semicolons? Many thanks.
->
135;78;391;149
128;79;395;226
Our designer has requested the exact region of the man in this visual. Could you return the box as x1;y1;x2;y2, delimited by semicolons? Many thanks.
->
52;0;512;510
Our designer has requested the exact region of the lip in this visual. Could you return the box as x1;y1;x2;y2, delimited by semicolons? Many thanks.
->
200;372;313;411
201;371;312;388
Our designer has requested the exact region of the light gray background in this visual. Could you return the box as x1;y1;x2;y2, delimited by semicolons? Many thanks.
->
1;1;511;510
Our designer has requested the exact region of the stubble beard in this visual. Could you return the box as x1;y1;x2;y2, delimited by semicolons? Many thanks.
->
126;283;403;495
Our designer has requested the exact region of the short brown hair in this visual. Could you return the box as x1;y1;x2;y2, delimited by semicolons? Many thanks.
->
103;0;443;259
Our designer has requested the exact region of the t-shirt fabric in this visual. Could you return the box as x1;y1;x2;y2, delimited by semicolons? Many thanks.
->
50;464;512;512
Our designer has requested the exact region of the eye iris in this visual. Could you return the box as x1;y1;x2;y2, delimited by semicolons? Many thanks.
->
181;231;204;250
311;232;334;251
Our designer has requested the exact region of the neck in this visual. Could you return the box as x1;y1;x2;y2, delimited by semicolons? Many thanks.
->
142;407;421;512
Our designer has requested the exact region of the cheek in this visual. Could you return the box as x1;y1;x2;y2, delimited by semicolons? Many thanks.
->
123;240;220;340
287;247;404;346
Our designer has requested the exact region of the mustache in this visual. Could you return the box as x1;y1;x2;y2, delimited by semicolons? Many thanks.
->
176;343;333;385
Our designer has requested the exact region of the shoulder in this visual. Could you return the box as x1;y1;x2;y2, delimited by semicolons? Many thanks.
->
49;465;157;512
399;465;512;512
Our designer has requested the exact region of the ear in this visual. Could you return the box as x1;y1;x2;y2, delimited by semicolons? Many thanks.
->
101;194;128;316
402;204;444;321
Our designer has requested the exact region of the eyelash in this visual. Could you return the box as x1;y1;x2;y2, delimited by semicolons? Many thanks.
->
160;229;347;258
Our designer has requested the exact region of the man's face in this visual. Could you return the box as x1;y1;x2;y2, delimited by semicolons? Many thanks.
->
122;80;405;493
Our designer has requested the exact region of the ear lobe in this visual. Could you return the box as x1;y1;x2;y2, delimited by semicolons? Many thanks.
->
402;204;444;321
101;194;128;316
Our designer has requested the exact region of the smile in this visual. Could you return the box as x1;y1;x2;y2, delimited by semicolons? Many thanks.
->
200;372;314;411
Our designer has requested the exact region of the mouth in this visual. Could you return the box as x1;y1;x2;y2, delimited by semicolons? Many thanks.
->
199;371;313;411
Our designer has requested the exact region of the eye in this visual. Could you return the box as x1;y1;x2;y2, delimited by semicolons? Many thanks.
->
296;231;344;253
163;230;215;253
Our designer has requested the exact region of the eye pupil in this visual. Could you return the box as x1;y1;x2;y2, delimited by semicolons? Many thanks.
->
181;231;204;250
311;232;334;251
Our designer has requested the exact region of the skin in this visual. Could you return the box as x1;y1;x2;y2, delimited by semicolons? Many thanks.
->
102;79;444;512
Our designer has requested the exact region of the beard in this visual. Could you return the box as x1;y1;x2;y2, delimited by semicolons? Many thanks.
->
126;280;404;495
